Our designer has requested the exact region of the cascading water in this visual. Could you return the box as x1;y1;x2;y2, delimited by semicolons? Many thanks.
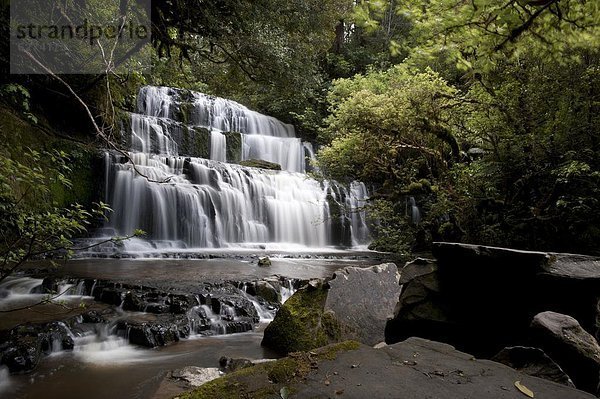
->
103;86;369;251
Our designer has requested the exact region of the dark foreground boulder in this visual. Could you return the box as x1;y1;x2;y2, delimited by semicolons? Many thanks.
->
530;311;600;395
387;243;600;358
492;346;574;387
180;337;595;399
262;263;399;354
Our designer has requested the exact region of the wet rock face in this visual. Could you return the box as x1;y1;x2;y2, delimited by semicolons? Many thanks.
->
253;281;280;303
219;356;254;373
0;322;74;373
0;273;289;380
117;315;185;348
88;279;270;341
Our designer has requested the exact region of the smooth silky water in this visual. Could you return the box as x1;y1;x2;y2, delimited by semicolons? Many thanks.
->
90;85;369;254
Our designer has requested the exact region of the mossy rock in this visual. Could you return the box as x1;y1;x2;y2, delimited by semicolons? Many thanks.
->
224;132;242;163
179;341;360;399
239;159;281;171
0;104;103;210
257;257;272;267
262;282;343;354
189;127;211;159
48;145;104;208
174;101;195;124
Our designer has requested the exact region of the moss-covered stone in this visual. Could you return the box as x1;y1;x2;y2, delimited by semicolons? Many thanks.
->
175;101;195;125
0;104;103;210
261;282;343;355
239;159;281;171
193;127;211;159
48;145;104;208
224;132;242;163
179;341;360;399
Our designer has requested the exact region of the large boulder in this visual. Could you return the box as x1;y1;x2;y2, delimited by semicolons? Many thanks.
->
183;337;596;399
325;263;400;346
262;280;340;354
530;311;600;395
262;263;400;354
387;243;600;357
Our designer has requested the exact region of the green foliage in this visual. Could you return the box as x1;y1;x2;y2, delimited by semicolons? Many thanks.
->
0;146;108;281
312;1;600;255
0;84;37;123
318;64;462;185
395;0;600;73
457;51;600;252
151;0;352;128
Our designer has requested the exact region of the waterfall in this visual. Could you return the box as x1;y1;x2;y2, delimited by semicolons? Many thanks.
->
210;131;227;162
103;86;370;251
407;196;421;225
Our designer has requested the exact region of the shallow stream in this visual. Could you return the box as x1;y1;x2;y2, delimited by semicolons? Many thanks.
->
0;254;385;398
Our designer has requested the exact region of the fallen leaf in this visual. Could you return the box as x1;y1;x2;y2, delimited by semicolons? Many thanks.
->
335;389;344;395
515;381;534;398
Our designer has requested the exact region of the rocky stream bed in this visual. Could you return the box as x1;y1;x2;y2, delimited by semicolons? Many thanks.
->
3;245;600;398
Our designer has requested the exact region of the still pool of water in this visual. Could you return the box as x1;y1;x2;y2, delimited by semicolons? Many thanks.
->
4;330;276;399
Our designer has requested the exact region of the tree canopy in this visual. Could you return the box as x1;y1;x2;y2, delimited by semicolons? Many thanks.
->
1;0;599;256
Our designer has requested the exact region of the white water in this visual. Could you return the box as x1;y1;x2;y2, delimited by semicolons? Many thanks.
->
71;324;144;364
0;367;10;395
241;291;275;323
138;86;295;138
101;86;370;252
280;280;296;304
0;277;94;312
0;277;43;296
242;134;305;173
210;130;227;162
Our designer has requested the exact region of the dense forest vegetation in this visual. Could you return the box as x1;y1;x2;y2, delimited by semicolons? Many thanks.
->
1;0;599;270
